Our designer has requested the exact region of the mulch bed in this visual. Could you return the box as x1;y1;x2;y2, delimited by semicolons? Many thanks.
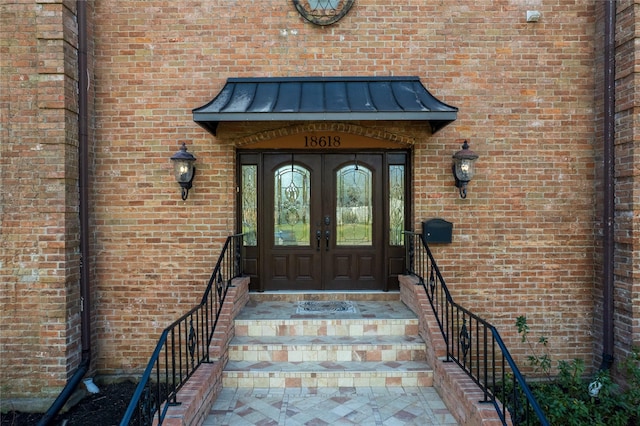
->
1;381;138;426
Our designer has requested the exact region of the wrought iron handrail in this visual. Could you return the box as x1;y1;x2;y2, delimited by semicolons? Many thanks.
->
120;234;244;426
404;231;549;426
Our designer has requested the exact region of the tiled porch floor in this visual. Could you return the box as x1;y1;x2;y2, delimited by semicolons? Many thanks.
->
235;292;416;320
205;386;458;426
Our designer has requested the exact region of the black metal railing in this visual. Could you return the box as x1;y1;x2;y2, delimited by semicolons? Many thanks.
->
120;234;244;426
404;231;549;426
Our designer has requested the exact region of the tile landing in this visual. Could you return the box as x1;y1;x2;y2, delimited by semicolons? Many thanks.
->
206;386;458;426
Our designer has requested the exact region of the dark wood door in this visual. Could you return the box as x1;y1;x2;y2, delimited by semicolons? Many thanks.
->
262;154;323;290
261;153;384;291
322;153;383;290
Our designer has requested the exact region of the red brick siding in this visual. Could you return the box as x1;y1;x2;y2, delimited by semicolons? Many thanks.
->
87;0;599;376
0;0;84;403
2;0;639;405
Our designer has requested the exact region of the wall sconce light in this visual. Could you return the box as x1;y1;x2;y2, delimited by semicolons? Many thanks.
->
170;142;196;200
452;140;479;199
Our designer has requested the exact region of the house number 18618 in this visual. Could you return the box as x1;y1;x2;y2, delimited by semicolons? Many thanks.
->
304;135;341;148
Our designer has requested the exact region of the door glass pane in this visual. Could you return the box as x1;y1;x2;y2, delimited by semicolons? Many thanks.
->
389;165;405;246
336;164;372;246
274;165;310;246
241;165;257;246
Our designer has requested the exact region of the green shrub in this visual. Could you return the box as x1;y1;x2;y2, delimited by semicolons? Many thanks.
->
514;316;639;426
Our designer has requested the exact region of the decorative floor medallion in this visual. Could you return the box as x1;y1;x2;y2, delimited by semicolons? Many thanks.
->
296;300;358;314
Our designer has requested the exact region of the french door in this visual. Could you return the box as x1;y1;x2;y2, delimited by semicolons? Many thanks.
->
239;151;408;292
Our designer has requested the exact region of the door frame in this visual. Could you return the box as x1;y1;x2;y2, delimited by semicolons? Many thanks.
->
237;149;410;292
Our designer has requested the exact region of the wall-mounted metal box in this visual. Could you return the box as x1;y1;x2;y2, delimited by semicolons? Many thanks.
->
422;218;453;244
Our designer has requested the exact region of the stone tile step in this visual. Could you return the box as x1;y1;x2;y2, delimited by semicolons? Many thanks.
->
228;335;427;362
236;300;416;321
223;361;434;388
230;334;426;346
234;318;419;337
225;360;431;373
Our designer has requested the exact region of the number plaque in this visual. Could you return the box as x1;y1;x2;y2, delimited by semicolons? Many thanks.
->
304;135;341;148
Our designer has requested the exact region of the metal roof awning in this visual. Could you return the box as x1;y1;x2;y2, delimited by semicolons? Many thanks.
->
192;76;458;136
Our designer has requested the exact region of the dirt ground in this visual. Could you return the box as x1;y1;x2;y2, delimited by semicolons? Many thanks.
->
1;381;137;426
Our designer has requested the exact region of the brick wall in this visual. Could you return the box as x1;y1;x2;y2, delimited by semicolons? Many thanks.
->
5;0;640;407
409;1;598;370
0;0;85;408
86;0;599;377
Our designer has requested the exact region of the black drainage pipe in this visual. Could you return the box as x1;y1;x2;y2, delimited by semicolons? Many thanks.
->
37;360;89;426
600;0;615;371
77;0;92;371
38;1;92;423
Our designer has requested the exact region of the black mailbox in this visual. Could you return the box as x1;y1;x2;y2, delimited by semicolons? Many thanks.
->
422;218;453;244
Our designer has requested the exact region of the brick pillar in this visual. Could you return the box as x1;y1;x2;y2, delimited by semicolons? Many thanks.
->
0;0;85;410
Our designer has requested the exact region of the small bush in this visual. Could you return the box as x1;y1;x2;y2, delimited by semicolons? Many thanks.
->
514;316;639;426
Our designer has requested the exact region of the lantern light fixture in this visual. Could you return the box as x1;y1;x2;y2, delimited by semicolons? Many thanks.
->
452;140;479;199
170;142;196;200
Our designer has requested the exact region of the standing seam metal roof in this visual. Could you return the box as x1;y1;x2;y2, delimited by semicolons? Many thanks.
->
192;76;458;135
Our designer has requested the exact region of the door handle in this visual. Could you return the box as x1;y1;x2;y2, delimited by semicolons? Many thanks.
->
316;230;321;251
325;230;330;251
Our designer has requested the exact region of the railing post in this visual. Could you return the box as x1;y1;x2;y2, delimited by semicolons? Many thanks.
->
482;325;489;403
404;231;414;275
447;305;451;361
234;234;244;279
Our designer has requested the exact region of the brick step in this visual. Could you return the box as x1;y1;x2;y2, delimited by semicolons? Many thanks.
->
223;360;434;388
229;334;427;362
234;318;419;337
